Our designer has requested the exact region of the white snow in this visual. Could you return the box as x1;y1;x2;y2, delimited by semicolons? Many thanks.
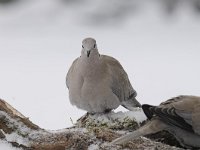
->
0;111;30;146
77;109;146;130
88;144;100;150
0;0;200;131
0;140;22;150
0;110;48;147
5;132;27;146
119;109;147;123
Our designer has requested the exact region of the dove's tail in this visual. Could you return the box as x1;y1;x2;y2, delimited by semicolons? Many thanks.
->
121;96;142;111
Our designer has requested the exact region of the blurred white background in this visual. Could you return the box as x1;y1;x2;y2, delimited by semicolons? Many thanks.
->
0;0;200;130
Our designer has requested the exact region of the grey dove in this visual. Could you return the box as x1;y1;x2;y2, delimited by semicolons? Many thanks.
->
112;95;200;149
66;37;141;113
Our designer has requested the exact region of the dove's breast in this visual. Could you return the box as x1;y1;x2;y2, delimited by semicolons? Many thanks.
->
79;75;120;113
69;61;120;113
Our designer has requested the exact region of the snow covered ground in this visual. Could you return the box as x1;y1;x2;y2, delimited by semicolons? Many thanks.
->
0;140;21;150
0;0;200;133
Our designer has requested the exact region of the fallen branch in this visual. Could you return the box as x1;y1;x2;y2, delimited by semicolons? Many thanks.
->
0;99;183;150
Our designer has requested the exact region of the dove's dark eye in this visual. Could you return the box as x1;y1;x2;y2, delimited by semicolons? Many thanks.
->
82;45;84;48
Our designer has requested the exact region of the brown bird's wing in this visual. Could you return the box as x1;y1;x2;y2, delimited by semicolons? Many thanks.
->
142;96;200;133
192;104;200;135
113;95;200;145
172;96;200;135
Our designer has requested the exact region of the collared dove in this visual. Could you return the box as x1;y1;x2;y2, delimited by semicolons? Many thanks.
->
112;95;200;149
66;37;141;113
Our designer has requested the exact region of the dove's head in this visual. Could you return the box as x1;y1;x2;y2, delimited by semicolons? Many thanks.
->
81;38;99;58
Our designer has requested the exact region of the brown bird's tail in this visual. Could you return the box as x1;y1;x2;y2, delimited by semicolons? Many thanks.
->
111;119;167;145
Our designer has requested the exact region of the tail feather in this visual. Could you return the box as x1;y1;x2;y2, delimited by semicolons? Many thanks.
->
111;119;166;145
111;130;143;145
121;97;141;111
142;104;155;120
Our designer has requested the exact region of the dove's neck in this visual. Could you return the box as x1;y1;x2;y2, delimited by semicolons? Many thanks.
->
80;56;100;66
79;55;101;76
80;50;100;64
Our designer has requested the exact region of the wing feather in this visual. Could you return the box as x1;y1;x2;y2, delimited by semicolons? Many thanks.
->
142;96;198;133
66;58;78;89
101;55;136;102
142;104;194;132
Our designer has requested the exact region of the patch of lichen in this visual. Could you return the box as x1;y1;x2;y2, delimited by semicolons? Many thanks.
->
112;116;139;130
88;127;120;142
77;113;139;131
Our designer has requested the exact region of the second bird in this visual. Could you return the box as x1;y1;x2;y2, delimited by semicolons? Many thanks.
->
66;38;141;114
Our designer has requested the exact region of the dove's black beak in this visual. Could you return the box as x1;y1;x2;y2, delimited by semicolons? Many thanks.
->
87;50;91;57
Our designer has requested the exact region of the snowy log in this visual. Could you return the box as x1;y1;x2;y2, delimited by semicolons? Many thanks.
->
0;99;184;150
